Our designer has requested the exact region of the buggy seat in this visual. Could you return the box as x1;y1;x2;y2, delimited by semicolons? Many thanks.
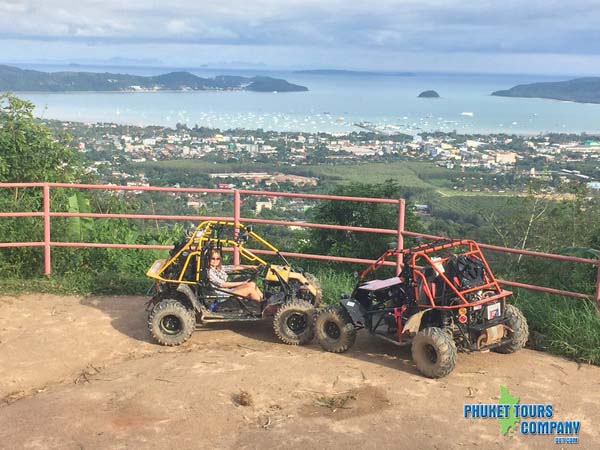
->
415;266;440;306
359;277;402;291
197;242;234;305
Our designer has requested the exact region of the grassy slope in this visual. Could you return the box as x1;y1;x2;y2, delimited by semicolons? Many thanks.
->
138;160;435;188
512;291;600;365
140;159;518;196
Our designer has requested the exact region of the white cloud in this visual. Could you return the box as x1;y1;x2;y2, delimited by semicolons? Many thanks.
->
165;20;194;34
1;1;599;74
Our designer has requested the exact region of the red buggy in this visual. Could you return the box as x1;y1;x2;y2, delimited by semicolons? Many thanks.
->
315;240;529;378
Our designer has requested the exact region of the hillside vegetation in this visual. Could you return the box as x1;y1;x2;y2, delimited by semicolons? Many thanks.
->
1;93;600;365
0;65;308;92
492;77;600;104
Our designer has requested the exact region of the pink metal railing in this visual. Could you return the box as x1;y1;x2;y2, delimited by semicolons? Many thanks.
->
0;182;598;308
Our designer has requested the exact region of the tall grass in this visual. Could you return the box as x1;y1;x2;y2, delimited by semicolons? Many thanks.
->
512;290;600;365
310;267;356;304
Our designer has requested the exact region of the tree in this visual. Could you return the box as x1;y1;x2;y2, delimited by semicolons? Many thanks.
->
308;180;424;261
0;94;88;276
0;93;83;182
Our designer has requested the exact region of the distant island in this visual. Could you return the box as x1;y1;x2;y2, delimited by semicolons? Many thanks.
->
418;90;440;98
0;65;308;93
492;77;600;104
293;69;415;77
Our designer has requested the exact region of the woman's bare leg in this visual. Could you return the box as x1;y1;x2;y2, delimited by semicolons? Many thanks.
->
231;281;263;301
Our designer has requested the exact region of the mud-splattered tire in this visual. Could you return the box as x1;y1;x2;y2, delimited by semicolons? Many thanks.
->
493;304;529;354
148;299;195;346
273;300;315;345
315;306;356;353
305;273;323;306
412;327;457;378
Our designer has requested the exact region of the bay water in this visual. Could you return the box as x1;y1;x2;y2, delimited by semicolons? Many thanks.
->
15;65;600;135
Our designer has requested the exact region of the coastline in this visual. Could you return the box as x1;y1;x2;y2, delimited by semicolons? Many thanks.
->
13;70;600;135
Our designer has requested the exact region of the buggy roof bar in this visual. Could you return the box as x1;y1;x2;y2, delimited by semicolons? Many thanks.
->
150;220;291;284
200;220;291;266
359;239;481;281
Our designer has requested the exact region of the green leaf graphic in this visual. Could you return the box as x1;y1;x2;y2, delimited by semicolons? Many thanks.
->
498;386;520;435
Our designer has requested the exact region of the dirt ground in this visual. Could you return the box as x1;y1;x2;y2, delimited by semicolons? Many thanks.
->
0;294;598;450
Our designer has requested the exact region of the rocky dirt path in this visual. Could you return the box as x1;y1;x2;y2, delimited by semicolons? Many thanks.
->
0;294;598;449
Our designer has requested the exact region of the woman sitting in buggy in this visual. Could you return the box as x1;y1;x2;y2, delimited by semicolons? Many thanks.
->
207;249;263;301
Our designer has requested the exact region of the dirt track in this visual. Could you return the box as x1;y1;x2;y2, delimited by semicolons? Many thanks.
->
0;294;598;449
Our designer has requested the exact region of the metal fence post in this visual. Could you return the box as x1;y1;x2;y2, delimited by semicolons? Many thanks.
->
233;190;241;265
595;260;600;312
396;199;405;274
43;183;51;276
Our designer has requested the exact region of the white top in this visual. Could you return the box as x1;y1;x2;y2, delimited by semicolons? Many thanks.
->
208;265;233;287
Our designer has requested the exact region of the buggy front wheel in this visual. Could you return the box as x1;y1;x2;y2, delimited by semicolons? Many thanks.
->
315;306;356;353
411;327;457;378
493;304;529;354
273;300;315;345
148;299;196;346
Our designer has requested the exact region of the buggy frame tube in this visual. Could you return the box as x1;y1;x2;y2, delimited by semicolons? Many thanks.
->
597;261;600;310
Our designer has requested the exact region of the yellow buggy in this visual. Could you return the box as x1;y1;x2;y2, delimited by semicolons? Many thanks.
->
146;221;321;346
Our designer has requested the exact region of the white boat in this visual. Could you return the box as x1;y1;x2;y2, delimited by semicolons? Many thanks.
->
461;112;474;117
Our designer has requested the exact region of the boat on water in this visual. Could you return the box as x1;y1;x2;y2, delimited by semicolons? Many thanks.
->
461;112;474;117
354;121;373;130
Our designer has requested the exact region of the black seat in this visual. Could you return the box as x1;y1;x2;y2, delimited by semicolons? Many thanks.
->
415;266;439;305
197;242;229;306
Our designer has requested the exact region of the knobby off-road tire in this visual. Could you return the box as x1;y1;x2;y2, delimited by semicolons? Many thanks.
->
304;273;323;306
315;306;357;353
411;327;457;378
273;300;316;345
148;299;196;346
493;304;529;354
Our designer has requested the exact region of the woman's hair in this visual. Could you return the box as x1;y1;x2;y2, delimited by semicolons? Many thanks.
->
209;249;223;270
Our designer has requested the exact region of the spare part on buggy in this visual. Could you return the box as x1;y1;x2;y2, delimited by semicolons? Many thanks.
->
146;220;322;346
315;239;528;378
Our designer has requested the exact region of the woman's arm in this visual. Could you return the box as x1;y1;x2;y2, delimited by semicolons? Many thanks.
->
228;264;258;271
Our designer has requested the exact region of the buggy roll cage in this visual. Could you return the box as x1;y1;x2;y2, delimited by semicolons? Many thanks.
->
357;239;509;310
149;220;290;285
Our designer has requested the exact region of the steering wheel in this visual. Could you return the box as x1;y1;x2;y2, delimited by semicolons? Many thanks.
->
232;264;267;282
250;263;269;280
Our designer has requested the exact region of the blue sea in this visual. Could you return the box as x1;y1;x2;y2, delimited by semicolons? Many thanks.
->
14;64;600;135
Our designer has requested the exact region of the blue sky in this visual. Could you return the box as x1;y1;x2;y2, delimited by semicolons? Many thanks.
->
1;0;599;74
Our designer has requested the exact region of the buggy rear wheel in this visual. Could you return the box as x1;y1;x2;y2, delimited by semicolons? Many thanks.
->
148;299;195;346
411;327;457;378
493;304;529;354
304;273;323;306
273;300;315;345
315;306;356;353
